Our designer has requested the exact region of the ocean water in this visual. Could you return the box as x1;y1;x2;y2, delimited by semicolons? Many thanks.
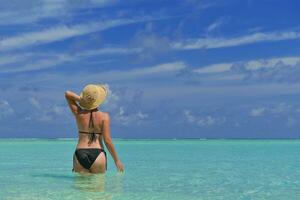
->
0;139;300;200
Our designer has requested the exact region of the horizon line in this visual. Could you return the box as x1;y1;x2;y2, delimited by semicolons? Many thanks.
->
1;137;300;140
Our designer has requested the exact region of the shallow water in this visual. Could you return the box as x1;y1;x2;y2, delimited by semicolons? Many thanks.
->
0;139;300;200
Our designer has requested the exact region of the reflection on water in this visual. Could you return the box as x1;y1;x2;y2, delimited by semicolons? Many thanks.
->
72;172;125;199
73;173;105;192
106;172;125;194
31;173;74;180
28;172;125;199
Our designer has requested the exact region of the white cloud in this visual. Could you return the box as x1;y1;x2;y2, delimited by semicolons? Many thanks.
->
193;56;300;74
128;61;186;76
0;0;116;25
172;30;300;50
0;46;140;73
0;100;14;119
79;47;142;57
250;107;266;117
29;97;41;110
249;104;300;127
101;84;120;111
270;103;292;114
28;61;186;83
100;84;148;126
183;109;225;127
1;49;184;75
0;18;138;52
244;57;300;70
183;110;196;123
27;97;68;122
206;17;227;32
0;53;33;66
197;116;216;126
1;54;73;73
194;63;233;74
85;61;187;81
114;106;148;125
250;103;294;117
200;74;244;82
184;0;225;10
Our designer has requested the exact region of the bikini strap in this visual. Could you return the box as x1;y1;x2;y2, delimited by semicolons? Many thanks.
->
88;110;96;144
78;109;103;135
78;131;102;134
88;110;93;129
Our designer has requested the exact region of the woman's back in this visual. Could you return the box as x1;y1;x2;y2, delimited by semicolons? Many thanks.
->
75;109;106;149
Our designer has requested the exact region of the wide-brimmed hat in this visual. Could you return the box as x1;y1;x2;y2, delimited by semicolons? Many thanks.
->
79;84;108;110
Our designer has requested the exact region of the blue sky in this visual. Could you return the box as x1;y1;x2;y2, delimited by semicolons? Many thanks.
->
1;0;300;138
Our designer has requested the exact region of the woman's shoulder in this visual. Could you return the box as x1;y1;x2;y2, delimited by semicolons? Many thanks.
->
100;111;110;121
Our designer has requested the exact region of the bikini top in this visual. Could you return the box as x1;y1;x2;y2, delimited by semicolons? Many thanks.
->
78;109;104;135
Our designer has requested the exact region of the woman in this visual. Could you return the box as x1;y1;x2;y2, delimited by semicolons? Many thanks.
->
65;84;124;174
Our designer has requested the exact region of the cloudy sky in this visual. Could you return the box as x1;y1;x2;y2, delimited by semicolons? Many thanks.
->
0;0;300;138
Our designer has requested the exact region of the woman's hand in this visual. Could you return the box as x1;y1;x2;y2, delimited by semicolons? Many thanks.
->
65;91;81;102
115;160;124;172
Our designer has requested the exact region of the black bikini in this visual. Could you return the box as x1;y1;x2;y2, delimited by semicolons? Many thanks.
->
73;109;107;171
75;148;107;170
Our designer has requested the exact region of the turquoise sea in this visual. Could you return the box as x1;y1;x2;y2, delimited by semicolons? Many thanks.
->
0;139;300;200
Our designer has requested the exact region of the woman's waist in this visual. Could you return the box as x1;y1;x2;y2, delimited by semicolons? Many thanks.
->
75;145;106;154
76;141;104;149
75;146;103;149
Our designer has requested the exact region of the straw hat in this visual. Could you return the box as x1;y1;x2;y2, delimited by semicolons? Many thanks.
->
79;84;108;110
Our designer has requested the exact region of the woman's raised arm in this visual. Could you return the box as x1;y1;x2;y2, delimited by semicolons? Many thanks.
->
65;90;81;115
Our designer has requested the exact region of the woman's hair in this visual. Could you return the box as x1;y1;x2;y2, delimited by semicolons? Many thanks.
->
88;133;97;144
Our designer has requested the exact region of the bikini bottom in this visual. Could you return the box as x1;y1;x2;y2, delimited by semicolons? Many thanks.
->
73;148;107;171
